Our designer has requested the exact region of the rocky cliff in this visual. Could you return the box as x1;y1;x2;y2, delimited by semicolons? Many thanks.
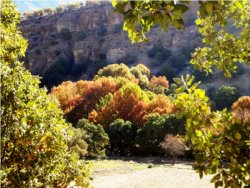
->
20;2;249;95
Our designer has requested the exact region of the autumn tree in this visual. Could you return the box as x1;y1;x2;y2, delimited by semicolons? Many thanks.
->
130;64;151;89
0;0;91;187
113;1;250;187
51;77;118;124
89;82;149;128
149;76;169;94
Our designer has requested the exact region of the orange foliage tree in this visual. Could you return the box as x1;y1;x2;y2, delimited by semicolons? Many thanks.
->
149;76;169;94
232;96;250;124
51;77;118;123
89;83;176;128
89;83;149;128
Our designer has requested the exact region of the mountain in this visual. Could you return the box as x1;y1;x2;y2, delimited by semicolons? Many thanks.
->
19;2;250;95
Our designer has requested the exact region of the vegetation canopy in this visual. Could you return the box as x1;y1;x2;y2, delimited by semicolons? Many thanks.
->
113;0;250;187
0;0;91;187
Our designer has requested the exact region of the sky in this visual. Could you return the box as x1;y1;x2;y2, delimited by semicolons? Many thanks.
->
14;0;86;13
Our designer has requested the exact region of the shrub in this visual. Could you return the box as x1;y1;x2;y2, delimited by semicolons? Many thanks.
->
160;134;185;165
168;54;187;70
0;1;91;186
42;57;73;89
56;6;64;13
162;65;179;82
76;119;109;158
149;76;169;94
60;28;72;40
68;127;88;158
148;44;171;61
77;31;86;41
135;114;185;155
213;86;241;110
107;119;137;156
97;25;107;36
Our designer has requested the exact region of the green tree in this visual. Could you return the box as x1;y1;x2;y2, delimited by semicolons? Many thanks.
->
213;86;241;110
68;128;88;158
77;119;109;158
112;0;250;77
113;1;250;186
0;0;91;187
107;119;137;156
136;114;185;155
174;75;249;187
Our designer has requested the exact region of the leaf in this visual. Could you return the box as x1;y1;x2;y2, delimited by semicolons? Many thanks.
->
234;132;241;140
195;18;203;25
205;2;213;15
235;1;243;10
173;78;181;85
175;4;189;13
211;174;221;183
215;181;223;188
195;130;203;137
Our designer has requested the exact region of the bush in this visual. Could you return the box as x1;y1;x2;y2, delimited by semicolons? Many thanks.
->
76;31;86;41
135;114;185;155
60;28;72;40
76;119;109;158
97;25;107;36
107;119;137;156
42;57;73;89
68;127;88;158
162;65;179;82
160;134;185;164
167;54;187;70
213;86;241;110
148;44;171;61
0;1;91;186
191;68;214;82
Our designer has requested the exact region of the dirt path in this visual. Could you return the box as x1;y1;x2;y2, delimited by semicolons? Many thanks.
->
91;163;213;188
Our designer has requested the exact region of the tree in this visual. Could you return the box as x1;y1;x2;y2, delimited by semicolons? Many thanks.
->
149;76;169;94
174;75;249;187
76;119;109;158
0;1;91;187
51;77;119;124
136;114;185;155
107;119;136;156
112;1;250;77
95;63;138;83
113;1;250;186
213;86;241;110
89;82;149;127
160;134;185;165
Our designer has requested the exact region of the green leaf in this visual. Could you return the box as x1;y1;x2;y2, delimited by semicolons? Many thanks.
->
205;2;213;15
173;78;182;85
235;2;243;10
196;130;203;137
234;132;241;140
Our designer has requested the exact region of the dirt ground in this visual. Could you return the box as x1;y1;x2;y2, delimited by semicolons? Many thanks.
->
90;157;213;188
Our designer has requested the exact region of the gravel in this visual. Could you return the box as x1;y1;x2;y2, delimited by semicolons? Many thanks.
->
91;164;213;188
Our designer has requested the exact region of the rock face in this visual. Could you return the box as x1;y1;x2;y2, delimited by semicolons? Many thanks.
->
20;2;249;95
20;3;199;81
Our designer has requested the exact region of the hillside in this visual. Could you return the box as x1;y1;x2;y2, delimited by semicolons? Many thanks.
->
20;2;249;95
